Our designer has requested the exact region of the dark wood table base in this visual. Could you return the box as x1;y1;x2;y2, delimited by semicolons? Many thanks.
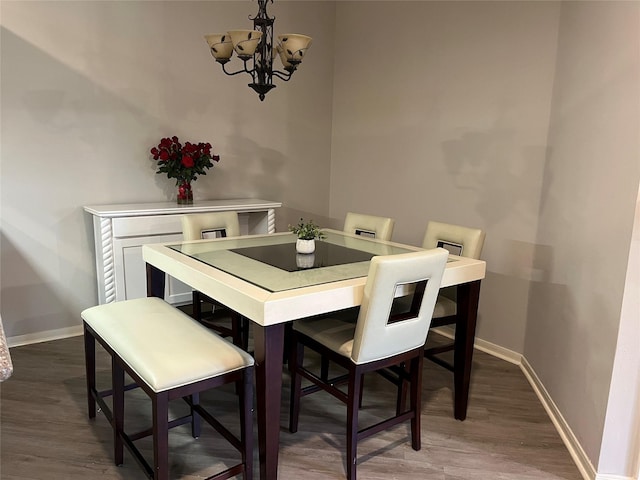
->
146;264;482;479
253;324;285;480
453;280;481;421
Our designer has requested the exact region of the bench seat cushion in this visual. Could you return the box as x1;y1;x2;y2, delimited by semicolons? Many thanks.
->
82;297;254;393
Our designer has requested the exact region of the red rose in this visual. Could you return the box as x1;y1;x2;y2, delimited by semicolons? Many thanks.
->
150;136;219;183
182;155;194;168
183;142;195;154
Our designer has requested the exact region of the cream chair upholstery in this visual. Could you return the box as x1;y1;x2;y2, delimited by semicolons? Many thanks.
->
421;221;485;318
422;221;485;260
343;212;395;241
182;212;248;350
421;221;485;369
182;211;241;241
288;248;448;480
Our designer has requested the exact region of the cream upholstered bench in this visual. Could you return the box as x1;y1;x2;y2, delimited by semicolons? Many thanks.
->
82;297;254;480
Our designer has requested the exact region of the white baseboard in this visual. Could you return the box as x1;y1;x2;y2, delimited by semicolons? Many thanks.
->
520;356;597;480
595;474;635;480
431;326;522;365
8;325;83;348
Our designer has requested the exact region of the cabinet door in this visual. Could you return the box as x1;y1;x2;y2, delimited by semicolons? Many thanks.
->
115;234;192;304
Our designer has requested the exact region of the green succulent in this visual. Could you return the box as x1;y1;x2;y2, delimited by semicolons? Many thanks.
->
288;218;326;240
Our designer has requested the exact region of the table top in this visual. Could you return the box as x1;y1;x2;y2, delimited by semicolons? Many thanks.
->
142;229;486;326
167;230;417;292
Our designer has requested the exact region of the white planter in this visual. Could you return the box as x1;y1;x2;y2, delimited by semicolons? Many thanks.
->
296;238;315;254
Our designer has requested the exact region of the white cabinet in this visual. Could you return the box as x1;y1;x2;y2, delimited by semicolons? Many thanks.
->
84;199;281;305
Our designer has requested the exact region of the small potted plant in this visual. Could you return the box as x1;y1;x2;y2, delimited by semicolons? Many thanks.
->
288;218;325;254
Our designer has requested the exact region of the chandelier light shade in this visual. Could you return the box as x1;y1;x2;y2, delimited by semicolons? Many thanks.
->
204;0;312;101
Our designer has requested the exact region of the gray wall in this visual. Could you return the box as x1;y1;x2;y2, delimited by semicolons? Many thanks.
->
1;1;639;477
0;0;336;338
330;0;560;358
526;1;640;474
329;1;639;477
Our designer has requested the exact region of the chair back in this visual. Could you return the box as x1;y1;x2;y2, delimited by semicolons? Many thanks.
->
343;212;395;241
351;248;448;364
422;221;485;259
182;212;241;241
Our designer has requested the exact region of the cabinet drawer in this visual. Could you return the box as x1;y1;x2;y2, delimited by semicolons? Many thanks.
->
112;215;184;238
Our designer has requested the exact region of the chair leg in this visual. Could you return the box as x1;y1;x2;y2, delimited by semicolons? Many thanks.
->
241;316;250;351
284;323;293;366
347;367;363;480
320;357;329;381
230;312;248;350
231;314;241;347
410;355;423;451
83;326;96;419
192;290;202;321
240;367;254;480
288;336;304;433
397;361;409;415
152;392;170;480
191;393;201;438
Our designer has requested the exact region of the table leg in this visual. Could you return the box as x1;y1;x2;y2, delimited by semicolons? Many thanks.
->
453;279;481;420
146;263;165;299
253;323;285;480
146;263;286;478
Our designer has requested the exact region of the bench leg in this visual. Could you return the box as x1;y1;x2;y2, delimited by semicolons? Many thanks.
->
152;392;170;480
83;325;96;419
112;357;125;466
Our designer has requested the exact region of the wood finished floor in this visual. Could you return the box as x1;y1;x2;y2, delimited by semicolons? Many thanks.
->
0;332;583;480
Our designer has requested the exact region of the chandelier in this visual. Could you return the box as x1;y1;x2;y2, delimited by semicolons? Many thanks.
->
205;0;312;101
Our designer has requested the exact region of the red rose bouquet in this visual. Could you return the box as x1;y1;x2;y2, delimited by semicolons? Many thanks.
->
150;136;220;204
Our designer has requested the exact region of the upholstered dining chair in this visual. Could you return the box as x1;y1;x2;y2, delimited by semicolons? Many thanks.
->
314;212;397;381
288;248;449;480
343;212;395;241
315;211;397;379
182;212;249;350
421;221;485;369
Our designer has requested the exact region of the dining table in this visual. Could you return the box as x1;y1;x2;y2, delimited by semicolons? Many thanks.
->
142;229;486;480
